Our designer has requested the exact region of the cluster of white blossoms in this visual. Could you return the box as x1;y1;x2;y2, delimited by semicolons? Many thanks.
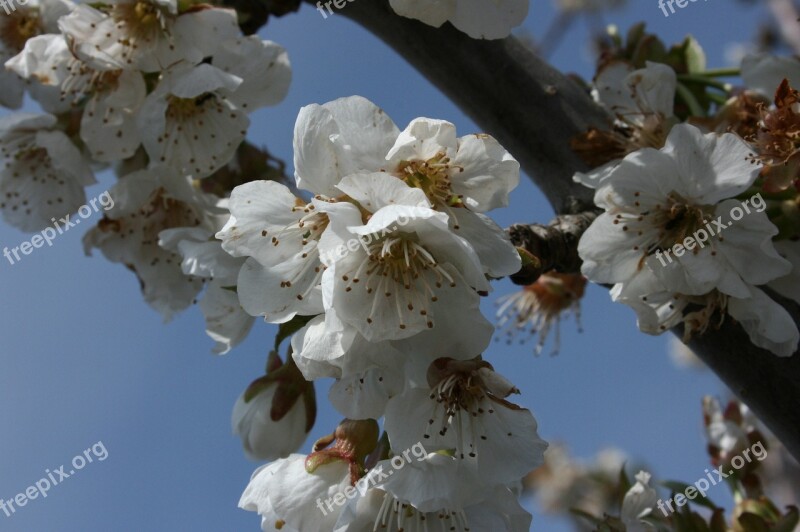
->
388;0;528;39
213;95;548;530
0;0;290;348
575;54;800;358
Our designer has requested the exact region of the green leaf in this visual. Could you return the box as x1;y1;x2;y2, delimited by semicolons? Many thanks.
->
617;466;631;510
274;314;317;351
736;513;771;532
774;506;800;532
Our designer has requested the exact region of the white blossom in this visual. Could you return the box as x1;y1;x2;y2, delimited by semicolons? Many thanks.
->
0;0;74;110
317;174;492;344
0;113;95;232
295;96;521;278
7;34;146;162
579;124;790;298
239;454;350;531
383;358;548;488
620;471;658;532
137;63;248;178
83;167;222;320
575;61;677;188
159;224;254;354
58;2;239;72
216;180;326;323
334;455;531;531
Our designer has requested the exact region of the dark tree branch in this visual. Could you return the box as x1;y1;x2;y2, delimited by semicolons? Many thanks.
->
300;0;800;461
508;212;598;285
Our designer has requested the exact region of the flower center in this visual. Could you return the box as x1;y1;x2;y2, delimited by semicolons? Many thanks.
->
1;9;43;52
653;194;714;252
395;152;463;208
373;493;470;532
347;235;455;329
496;272;586;354
166;93;222;122
61;61;123;104
112;1;167;42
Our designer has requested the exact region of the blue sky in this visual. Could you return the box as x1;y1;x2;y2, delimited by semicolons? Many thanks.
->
0;1;782;530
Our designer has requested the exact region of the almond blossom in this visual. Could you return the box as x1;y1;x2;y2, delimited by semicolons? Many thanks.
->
0;0;74;110
0;113;95;232
83;167;222;320
294;95;520;278
317;174;493;343
216;179;327;323
334;456;532;531
58;1;239;72
6;33;146;162
573;61;677;187
383;358;548;487
158;224;254;354
137;63;249;178
578;123;798;355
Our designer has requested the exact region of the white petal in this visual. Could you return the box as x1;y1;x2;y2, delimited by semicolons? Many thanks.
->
324;96;400;176
712;199;791;286
81;70;146;162
5;34;71;86
267;456;351;530
728;287;799;357
769;240;800;305
386;118;457;164
741;54;800;97
200;281;255;354
335;172;429;213
451;133;520;212
663;124;759;205
237;256;323;323
217;180;306;265
232;385;307;460
578;213;652;284
450;0;528;40
449;209;520;277
213;37;291;110
328;365;403;420
388;0;454;28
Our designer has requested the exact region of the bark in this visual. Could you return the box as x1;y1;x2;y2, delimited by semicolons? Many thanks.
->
302;0;800;461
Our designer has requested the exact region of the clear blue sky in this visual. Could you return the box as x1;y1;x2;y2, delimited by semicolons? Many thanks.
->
0;1;781;530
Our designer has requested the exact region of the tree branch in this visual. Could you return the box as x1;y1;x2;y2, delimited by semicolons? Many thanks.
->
303;0;800;461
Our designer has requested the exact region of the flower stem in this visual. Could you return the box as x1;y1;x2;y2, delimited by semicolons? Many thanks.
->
676;82;706;117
